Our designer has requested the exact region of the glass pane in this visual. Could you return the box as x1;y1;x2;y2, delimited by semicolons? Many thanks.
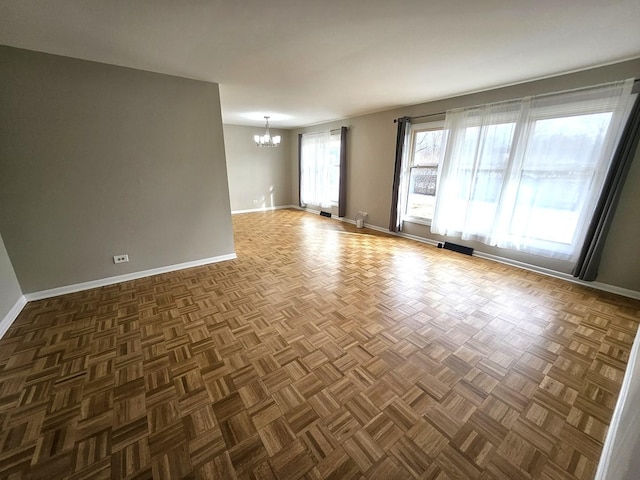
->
456;122;514;203
509;170;591;244
478;122;516;170
406;166;437;219
458;122;515;170
413;130;443;166
524;113;612;170
472;169;504;203
410;166;437;195
508;112;612;244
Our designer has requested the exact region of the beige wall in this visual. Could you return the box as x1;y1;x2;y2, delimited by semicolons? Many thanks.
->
0;46;235;293
224;124;292;211
293;59;640;291
598;144;640;289
0;232;22;321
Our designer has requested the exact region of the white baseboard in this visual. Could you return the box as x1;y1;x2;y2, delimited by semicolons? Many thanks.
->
24;253;237;302
297;206;324;216
297;207;388;234
0;295;27;339
393;230;440;246
588;281;640;300
298;207;433;242
293;209;640;301
1;254;238;339
474;251;640;300
232;205;296;215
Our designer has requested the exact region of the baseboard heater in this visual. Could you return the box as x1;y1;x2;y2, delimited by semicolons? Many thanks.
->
437;242;474;256
319;211;332;218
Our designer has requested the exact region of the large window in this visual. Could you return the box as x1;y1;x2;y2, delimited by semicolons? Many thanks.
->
300;130;342;209
430;80;634;260
402;122;444;222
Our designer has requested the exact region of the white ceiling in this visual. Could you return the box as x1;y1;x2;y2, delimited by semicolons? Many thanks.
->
1;1;639;128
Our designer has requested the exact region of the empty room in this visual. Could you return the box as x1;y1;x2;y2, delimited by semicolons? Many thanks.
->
1;2;640;479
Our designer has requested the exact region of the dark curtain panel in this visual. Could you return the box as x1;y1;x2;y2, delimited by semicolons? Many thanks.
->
298;133;305;208
338;126;348;217
573;94;640;280
389;116;411;232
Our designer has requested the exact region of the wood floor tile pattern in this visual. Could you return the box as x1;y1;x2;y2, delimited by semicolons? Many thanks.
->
1;209;639;479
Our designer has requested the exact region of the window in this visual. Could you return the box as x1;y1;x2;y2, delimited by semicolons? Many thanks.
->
402;122;444;223
300;130;342;208
510;112;613;246
430;80;634;260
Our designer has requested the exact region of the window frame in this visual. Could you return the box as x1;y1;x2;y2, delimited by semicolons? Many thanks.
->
504;105;621;255
401;120;445;226
300;130;342;209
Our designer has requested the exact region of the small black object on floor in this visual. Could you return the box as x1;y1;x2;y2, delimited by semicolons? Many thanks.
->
441;241;474;256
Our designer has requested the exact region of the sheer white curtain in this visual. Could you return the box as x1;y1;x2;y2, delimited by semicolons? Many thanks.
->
300;131;334;208
431;79;634;260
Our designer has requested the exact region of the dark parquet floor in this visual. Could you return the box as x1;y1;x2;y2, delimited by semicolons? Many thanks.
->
1;209;639;479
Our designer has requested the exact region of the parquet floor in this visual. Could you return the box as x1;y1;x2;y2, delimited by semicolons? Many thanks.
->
1;209;639;479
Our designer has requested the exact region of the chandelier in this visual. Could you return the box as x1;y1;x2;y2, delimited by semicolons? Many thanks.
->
254;116;281;147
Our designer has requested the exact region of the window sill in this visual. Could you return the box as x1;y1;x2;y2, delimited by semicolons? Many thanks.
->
403;217;432;227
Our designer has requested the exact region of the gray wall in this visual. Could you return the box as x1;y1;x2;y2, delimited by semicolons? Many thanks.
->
0;232;22;321
224;124;292;211
597;146;640;290
293;59;640;292
0;46;235;293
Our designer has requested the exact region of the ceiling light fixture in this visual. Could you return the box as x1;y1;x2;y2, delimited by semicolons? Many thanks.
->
254;116;281;147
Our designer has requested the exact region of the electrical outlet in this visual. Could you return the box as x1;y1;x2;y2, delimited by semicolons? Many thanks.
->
113;254;129;264
362;211;368;217
253;199;258;205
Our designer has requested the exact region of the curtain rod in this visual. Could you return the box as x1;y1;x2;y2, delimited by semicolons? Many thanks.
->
300;127;348;135
394;78;640;123
393;112;444;123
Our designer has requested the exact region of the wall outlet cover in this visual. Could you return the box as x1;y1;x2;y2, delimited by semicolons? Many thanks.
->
113;254;129;264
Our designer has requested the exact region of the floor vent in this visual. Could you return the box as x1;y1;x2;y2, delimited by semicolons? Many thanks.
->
319;211;331;217
438;242;474;256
